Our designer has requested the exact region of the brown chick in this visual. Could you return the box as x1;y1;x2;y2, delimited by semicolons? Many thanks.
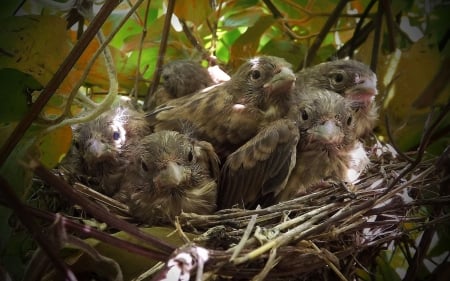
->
146;59;215;110
148;56;297;160
60;105;151;195
114;130;220;225
296;59;378;138
276;89;369;202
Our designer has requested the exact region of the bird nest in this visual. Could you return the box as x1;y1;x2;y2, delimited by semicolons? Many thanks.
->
27;138;446;280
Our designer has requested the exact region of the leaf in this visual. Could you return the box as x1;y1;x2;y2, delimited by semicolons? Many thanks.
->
375;251;402;281
49;227;195;280
0;15;70;86
0;68;42;122
222;7;264;28
260;39;306;68
35;125;73;169
230;15;275;68
174;0;211;26
375;36;448;151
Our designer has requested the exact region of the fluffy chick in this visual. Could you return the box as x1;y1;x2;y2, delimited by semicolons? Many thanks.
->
277;89;369;202
146;59;214;110
60;106;151;195
115;130;220;225
296;59;379;138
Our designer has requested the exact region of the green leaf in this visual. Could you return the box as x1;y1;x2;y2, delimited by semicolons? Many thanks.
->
0;68;41;122
222;7;263;28
375;251;402;281
230;15;275;67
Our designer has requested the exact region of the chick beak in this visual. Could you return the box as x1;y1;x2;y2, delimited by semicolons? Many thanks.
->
312;120;344;144
263;66;296;95
154;161;186;189
344;77;378;106
85;138;109;161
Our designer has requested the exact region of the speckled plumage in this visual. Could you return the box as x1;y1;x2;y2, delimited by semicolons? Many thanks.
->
115;130;220;224
60;106;151;195
277;89;369;202
146;60;214;110
295;59;379;138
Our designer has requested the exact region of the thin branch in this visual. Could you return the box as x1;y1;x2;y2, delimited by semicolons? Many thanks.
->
0;0;121;167
0;176;77;281
143;0;176;109
348;0;376;58
334;20;375;59
22;205;169;261
303;0;349;67
380;0;396;52
133;0;152;102
262;0;296;40
370;0;383;73
28;158;176;255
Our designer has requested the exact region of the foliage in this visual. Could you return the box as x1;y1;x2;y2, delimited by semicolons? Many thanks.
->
0;0;449;280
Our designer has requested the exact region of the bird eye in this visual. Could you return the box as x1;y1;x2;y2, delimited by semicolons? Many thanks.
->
162;74;170;81
113;131;121;141
347;116;352;126
301;110;308;121
334;73;344;83
188;150;194;162
250;70;261;80
141;160;149;172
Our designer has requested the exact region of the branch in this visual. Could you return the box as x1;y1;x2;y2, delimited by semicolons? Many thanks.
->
303;0;349;67
143;0;176;110
0;0;121;167
0;176;77;280
28;158;176;255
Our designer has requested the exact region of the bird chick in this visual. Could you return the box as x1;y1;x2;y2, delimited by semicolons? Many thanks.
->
295;59;379;138
146;60;215;110
277;89;369;202
60;106;151;195
115;130;220;225
148;56;297;160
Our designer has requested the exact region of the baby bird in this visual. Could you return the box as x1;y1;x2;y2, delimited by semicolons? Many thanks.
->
148;56;297;160
146;60;214;110
59;106;151;195
147;56;299;209
277;89;369;202
114;130;220;225
295;59;378;138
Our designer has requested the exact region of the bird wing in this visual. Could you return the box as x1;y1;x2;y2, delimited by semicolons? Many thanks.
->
218;119;299;209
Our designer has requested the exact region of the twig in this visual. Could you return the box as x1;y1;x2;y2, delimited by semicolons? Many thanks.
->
133;0;151;102
22;206;169;260
380;0;396;52
143;0;176;109
251;248;280;281
384;114;415;163
0;0;121;167
310;241;348;281
303;0;349;67
347;0;376;58
230;210;258;261
334;20;375;59
370;0;383;73
28;158;176;255
262;0;296;40
0;176;77;280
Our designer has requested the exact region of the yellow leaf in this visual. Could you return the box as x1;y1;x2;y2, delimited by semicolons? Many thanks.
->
0;15;70;86
174;0;211;26
36;125;73;168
